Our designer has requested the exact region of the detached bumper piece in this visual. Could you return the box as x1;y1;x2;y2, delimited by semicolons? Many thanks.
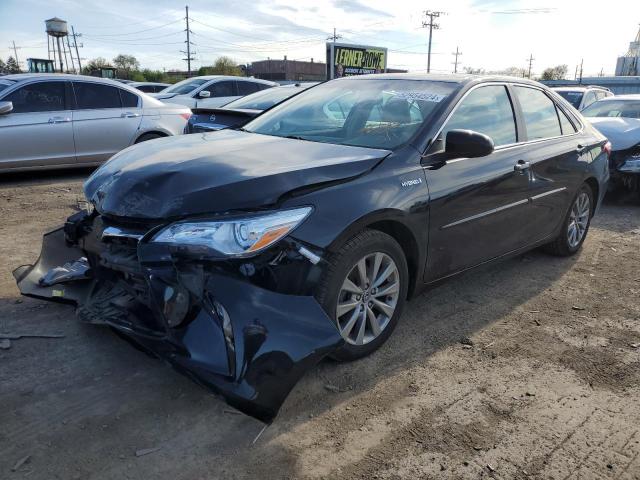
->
13;214;343;423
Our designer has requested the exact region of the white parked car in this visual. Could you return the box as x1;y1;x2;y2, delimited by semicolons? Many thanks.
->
129;81;171;93
552;85;613;111
0;74;191;172
151;76;277;109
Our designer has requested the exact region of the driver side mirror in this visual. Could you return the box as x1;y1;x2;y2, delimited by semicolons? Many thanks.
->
445;129;494;158
0;101;13;115
198;90;211;99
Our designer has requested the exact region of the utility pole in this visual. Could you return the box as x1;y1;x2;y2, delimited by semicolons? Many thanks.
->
71;26;82;73
422;10;444;73
599;67;604;77
452;46;462;73
182;5;195;76
578;58;584;84
11;41;20;70
526;54;534;79
327;27;342;45
326;28;343;79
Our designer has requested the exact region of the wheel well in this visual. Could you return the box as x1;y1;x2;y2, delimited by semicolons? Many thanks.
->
367;220;420;299
584;177;599;212
135;131;167;142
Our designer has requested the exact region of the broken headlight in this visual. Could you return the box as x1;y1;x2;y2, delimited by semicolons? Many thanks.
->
151;207;312;257
620;157;640;173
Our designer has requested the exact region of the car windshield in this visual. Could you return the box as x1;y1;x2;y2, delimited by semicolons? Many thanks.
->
582;99;640;119
556;90;584;109
224;86;309;111
161;78;209;95
0;79;16;93
244;79;457;150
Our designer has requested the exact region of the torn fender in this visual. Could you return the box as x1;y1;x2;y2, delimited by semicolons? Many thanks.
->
13;226;344;422
13;227;94;304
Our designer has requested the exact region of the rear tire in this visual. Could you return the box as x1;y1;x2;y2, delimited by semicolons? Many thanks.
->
315;230;408;362
543;184;594;256
135;133;164;144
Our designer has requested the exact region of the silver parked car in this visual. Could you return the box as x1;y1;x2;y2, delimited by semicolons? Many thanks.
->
0;74;192;172
151;75;277;109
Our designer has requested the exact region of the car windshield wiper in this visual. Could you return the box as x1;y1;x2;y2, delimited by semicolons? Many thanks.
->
284;135;307;141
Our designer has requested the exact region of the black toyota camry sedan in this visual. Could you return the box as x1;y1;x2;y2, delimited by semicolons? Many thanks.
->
14;74;610;422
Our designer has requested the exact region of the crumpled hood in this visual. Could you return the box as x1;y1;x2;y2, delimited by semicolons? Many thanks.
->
84;129;390;219
588;117;640;151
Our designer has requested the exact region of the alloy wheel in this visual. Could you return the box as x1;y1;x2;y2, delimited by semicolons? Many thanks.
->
335;252;400;346
567;192;590;249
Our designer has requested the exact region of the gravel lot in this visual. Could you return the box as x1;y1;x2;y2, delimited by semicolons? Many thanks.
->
1;169;639;480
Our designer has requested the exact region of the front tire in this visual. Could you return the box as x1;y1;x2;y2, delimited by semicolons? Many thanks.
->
316;230;409;361
543;184;594;256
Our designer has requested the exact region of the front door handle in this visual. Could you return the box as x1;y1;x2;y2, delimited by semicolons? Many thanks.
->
514;160;531;172
121;112;140;118
48;116;71;124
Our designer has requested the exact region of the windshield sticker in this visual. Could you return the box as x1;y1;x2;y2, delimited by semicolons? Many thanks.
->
385;90;447;103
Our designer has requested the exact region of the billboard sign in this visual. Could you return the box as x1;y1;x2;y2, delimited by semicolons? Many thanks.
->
326;42;387;79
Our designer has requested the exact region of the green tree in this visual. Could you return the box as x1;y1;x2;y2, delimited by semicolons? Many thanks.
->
6;56;20;74
141;69;171;83
463;66;485;75
541;65;568;81
113;54;140;78
82;57;110;75
0;59;6;75
198;56;242;76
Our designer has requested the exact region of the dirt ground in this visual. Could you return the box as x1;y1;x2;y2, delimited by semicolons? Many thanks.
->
0;169;639;480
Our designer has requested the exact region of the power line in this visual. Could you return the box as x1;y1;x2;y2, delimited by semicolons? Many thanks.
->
78;19;183;37
421;10;444;74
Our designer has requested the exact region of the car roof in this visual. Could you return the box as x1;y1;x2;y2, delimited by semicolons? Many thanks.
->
186;75;276;84
129;81;170;86
3;73;126;85
552;85;609;92
595;94;640;101
333;72;544;87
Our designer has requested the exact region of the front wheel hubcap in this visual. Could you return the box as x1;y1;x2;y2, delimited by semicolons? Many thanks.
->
567;192;590;248
336;252;400;346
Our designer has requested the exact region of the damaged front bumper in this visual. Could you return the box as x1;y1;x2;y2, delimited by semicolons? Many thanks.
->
13;212;343;423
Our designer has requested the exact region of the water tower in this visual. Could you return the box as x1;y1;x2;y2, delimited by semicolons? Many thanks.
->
45;17;70;73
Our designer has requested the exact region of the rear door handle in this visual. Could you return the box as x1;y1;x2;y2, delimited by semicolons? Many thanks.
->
514;160;530;172
121;112;140;118
48;116;71;124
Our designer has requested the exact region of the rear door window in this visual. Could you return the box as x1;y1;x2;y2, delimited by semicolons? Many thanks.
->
237;81;260;96
582;91;597;109
513;86;562;140
557;107;577;134
4;81;66;113
443;85;517;146
73;82;122;109
203;81;237;98
119;89;139;108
